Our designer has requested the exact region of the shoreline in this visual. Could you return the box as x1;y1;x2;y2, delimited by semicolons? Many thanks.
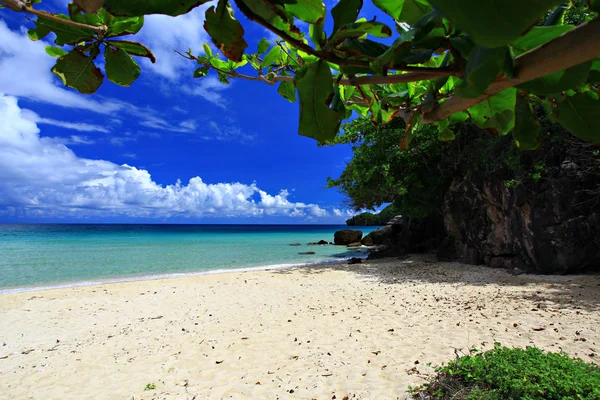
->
0;255;367;295
1;255;598;399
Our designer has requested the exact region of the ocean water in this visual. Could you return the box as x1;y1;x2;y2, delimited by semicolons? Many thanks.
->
0;224;378;292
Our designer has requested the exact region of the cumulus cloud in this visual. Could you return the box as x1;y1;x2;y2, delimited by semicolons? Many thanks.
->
0;94;328;220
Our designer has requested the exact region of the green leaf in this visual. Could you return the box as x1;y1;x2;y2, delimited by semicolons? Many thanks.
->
107;16;145;36
517;61;591;95
587;58;600;84
261;46;281;69
68;3;111;25
468;88;517;135
556;92;600;144
45;46;68;58
204;0;248;62
109;40;156;63
51;49;104;94
103;0;212;16
327;21;393;48
104;47;141;87
283;0;326;24
218;71;230;84
203;43;213;58
194;65;209;78
510;25;573;56
398;0;433;25
309;20;325;50
340;38;390;59
331;0;363;35
210;57;231;70
428;0;564;48
370;30;416;73
513;94;542;150
278;78;296;102
455;46;511;98
236;0;303;41
35;15;93;46
373;0;431;25
295;60;341;143
28;23;52;41
257;38;270;55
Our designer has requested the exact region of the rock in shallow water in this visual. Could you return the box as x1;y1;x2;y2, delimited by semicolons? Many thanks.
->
333;230;362;245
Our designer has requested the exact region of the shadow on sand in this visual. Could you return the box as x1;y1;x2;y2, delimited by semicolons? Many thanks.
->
271;254;600;312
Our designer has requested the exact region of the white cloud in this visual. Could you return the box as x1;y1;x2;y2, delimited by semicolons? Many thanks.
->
0;94;328;220
21;109;109;133
182;75;230;108
0;21;119;114
205;120;255;143
333;208;357;217
138;5;212;80
48;135;96;146
0;21;226;123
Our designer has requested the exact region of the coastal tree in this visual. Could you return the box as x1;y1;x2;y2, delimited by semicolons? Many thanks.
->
2;0;600;148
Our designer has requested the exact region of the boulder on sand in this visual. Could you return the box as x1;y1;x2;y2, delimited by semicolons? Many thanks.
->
348;257;362;265
334;230;363;245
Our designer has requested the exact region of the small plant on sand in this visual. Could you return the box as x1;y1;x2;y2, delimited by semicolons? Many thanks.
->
144;383;156;391
409;343;600;399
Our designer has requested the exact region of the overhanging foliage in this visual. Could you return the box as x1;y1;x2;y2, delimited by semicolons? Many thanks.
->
2;0;600;147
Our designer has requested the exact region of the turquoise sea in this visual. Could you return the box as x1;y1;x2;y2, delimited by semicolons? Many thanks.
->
0;224;377;292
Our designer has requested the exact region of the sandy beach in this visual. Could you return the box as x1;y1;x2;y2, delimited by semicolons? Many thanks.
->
1;255;599;400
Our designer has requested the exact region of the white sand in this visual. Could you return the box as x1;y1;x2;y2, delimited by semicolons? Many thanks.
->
0;255;599;399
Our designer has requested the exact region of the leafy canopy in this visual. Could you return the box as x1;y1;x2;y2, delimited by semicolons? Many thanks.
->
3;0;600;147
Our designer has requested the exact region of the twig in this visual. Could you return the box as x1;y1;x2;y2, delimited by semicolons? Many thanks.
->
231;0;459;76
3;1;108;34
177;48;454;87
422;17;600;123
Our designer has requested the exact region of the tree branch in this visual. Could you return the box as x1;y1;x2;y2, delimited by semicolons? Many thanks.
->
231;0;459;76
179;48;456;87
2;1;108;34
422;17;600;123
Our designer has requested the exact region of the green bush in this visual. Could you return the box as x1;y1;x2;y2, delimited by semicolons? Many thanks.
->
410;344;600;399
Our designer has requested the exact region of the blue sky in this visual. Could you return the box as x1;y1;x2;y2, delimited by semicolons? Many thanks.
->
0;1;390;223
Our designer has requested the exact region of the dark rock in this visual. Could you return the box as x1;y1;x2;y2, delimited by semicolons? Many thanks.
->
348;257;362;265
361;225;393;246
317;240;328;245
307;240;329;245
443;172;600;274
365;214;446;260
436;237;457;262
347;241;362;247
288;243;301;246
298;251;316;255
361;235;374;246
334;229;363;245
